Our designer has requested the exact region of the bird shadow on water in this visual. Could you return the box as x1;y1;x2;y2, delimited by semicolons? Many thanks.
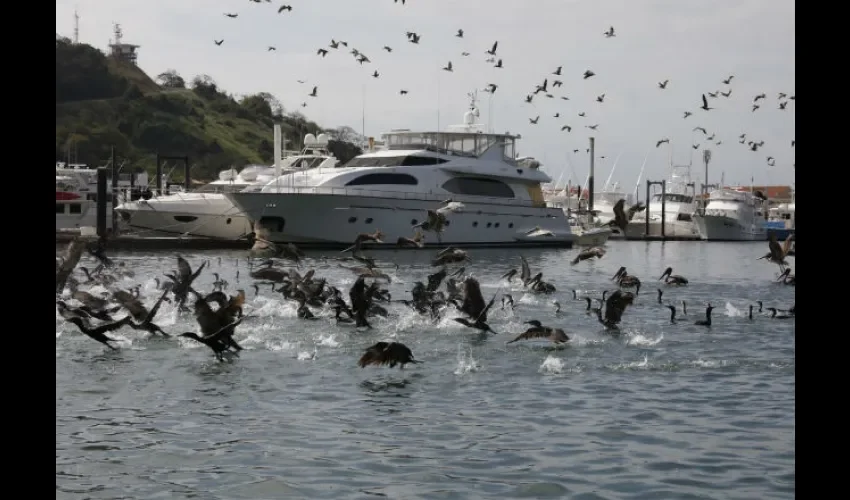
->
359;372;424;395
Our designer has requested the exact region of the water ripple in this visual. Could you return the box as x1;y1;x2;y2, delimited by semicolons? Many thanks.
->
56;243;794;499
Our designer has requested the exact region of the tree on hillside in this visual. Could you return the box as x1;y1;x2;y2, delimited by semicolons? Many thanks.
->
240;94;273;119
191;74;219;99
56;40;128;102
327;140;363;164
256;92;284;117
327;125;364;144
157;69;185;89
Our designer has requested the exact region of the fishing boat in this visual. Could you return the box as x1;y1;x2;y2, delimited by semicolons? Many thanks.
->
624;163;701;240
693;187;768;241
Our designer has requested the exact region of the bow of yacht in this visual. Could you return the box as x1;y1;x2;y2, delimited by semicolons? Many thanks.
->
226;94;574;248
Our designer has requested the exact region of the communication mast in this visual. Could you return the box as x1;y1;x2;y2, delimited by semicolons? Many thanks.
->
108;23;140;64
73;10;79;44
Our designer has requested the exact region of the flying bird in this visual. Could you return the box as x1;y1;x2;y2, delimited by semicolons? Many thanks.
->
658;80;669;89
604;26;615;37
700;94;712;111
456;29;464;38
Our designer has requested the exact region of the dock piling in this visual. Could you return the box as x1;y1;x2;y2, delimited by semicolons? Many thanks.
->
588;137;595;213
96;167;108;237
110;147;118;232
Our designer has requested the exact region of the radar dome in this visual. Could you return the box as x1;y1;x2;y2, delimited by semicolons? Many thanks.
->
304;133;317;145
218;168;238;181
316;133;329;145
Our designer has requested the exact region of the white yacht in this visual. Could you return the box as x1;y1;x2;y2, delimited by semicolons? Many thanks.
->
56;162;147;232
226;93;574;248
115;129;338;240
693;187;768;241
624;164;700;240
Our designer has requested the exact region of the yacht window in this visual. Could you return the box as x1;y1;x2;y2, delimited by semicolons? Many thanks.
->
56;204;65;213
400;156;448;166
345;173;419;186
174;215;198;223
442;177;515;198
195;183;248;193
340;156;447;168
69;204;82;214
677;213;692;221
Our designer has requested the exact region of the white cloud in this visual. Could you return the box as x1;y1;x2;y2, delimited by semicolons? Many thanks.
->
56;0;795;187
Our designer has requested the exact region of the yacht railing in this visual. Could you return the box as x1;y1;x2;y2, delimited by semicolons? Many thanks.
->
247;185;555;209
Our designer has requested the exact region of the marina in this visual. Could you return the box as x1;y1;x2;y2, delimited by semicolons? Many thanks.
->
55;2;794;499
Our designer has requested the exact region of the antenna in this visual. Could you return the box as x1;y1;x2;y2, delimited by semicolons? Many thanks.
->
74;9;80;44
361;83;365;139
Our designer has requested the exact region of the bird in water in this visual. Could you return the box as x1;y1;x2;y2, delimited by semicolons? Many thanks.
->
665;305;677;324
432;247;470;266
501;294;515;310
179;316;249;362
453;276;498;334
571;246;605;265
553;301;562;314
64;316;133;350
506;320;569;345
682;300;688;315
593;289;635;331
659;267;688;285
766;307;793;319
695;304;714;327
657;289;663;304
613;267;642;295
358;342;418;369
759;233;794;272
112;288;172;337
777;268;795;286
396;229;425;248
748;305;754;320
341;230;384;253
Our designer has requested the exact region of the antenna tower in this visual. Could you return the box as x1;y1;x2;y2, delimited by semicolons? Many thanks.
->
73;10;80;44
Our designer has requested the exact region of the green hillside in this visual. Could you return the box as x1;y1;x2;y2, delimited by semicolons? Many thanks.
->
55;38;363;181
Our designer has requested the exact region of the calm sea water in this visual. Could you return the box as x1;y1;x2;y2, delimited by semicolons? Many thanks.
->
56;241;795;500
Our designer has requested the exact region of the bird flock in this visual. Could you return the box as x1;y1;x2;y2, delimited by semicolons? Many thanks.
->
56;199;795;367
206;1;794;172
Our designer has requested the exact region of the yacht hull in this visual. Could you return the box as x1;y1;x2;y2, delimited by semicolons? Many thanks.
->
693;214;766;241
115;197;252;240
624;220;700;240
227;192;574;248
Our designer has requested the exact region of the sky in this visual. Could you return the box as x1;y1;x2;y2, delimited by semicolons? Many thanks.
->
56;0;795;191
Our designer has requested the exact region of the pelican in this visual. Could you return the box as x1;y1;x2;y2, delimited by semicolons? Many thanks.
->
659;267;688;285
758;233;793;271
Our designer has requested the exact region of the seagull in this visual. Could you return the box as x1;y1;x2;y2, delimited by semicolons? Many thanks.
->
604;26;615;37
700;94;712;111
525;226;555;238
658;79;669;89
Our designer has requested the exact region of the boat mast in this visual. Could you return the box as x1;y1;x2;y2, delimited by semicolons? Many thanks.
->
601;152;623;192
633;151;649;202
